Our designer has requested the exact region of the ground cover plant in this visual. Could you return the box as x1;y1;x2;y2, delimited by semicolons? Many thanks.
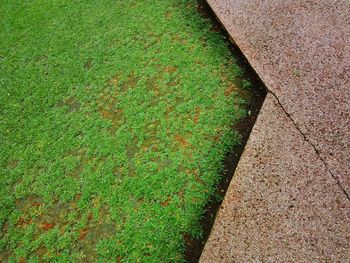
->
0;0;249;261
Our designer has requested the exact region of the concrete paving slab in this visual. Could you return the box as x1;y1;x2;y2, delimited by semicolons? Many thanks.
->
200;94;350;262
205;0;350;196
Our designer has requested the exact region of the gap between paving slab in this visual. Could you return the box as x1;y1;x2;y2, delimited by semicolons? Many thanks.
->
199;0;350;261
184;2;267;261
204;0;350;198
200;94;350;262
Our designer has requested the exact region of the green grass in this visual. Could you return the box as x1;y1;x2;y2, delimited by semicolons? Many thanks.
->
0;0;248;261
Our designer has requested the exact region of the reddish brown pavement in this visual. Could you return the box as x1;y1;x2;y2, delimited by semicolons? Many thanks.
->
200;0;350;261
200;94;350;262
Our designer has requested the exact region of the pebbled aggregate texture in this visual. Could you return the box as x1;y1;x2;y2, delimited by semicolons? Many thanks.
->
205;0;350;196
200;94;350;262
201;0;350;260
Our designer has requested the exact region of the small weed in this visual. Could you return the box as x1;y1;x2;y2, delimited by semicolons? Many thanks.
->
242;79;253;89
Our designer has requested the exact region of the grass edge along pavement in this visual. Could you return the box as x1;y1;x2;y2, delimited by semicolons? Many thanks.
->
0;0;252;261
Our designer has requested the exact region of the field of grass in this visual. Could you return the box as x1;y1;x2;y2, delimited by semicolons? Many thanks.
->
0;0;248;261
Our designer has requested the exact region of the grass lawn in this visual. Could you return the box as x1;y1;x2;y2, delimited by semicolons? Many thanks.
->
0;0;249;261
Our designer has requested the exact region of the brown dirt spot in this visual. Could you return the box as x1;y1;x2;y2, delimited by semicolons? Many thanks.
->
16;195;43;211
224;85;237;96
74;220;115;261
145;33;162;49
87;212;93;222
193;107;201;124
108;74;120;86
84;59;93;69
96;87;124;134
146;72;163;93
146;76;157;90
7;159;19;169
31;201;43;208
78;227;89;240
165;106;174;117
168;81;177;87
68;150;92;178
164;11;172;19
1;221;9;235
177;188;185;201
41;222;55;231
127;137;139;161
100;108;112;120
36;246;47;257
98;107;124;133
183;233;194;247
120;74;140;92
213;135;220;142
174;135;187;148
171;34;187;45
161;200;169;207
16;217;32;228
164;65;177;74
141;136;159;152
56;97;81;112
161;196;172;207
186;169;203;184
71;161;85;179
194;59;206;67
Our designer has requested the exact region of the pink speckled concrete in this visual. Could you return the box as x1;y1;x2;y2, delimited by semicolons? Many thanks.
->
200;1;350;260
200;94;350;262
206;0;350;196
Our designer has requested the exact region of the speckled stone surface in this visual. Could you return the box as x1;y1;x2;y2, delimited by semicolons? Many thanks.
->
200;94;350;262
205;0;350;196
